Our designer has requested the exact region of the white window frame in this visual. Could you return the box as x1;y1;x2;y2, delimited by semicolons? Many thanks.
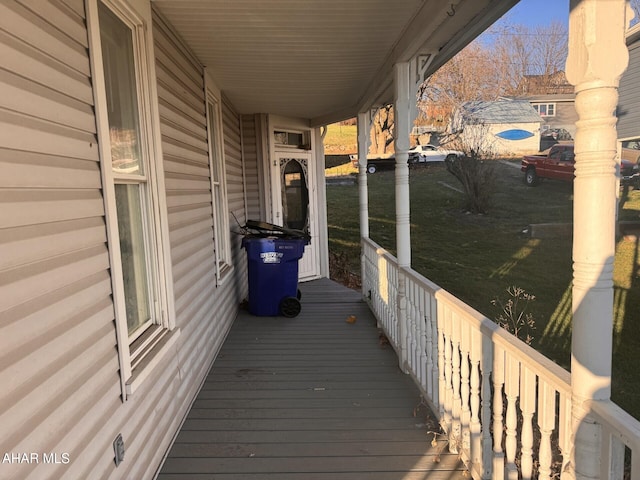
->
532;102;556;117
86;0;178;400
205;91;232;284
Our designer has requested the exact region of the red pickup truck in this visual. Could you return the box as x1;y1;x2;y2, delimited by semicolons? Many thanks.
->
521;144;575;186
521;143;640;187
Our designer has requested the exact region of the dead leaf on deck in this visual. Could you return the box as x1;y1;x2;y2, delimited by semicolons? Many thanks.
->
345;315;357;324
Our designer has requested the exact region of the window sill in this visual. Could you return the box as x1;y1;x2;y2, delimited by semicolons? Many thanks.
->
125;328;181;397
216;263;234;286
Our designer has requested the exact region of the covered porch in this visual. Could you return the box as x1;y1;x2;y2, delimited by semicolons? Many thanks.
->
157;278;465;479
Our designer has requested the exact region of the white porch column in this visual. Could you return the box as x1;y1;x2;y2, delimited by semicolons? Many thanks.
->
565;1;629;478
357;111;371;300
394;62;412;371
394;62;412;267
357;111;371;240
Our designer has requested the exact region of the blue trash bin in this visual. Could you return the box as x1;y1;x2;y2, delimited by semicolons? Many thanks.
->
242;235;307;317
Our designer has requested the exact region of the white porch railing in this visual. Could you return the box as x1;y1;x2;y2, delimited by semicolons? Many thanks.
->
362;237;640;480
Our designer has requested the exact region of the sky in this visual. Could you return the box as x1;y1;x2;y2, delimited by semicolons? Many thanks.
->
501;0;569;27
477;0;570;45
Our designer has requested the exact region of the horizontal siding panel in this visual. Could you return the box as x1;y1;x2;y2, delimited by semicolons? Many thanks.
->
0;148;100;189
0;320;114;455
0;68;95;132
110;357;181;480
38;364;121;480
169;231;214;268
165;191;212;210
618;40;640;138
0;110;98;160
155;65;205;116
156;75;205;121
0;271;112;353
13;351;118;480
0;299;113;407
173;270;217;324
164;157;211;177
167;206;212;233
152;12;202;84
0;244;109;311
158;96;206;133
0;216;105;271
164;172;212;191
0;29;92;103
0;1;89;75
0;189;104;228
167;204;213;230
160;120;209;152
172;249;217;300
161;139;209;165
20;0;88;46
154;38;203;91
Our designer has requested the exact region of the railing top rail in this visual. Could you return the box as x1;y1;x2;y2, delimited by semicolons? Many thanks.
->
363;237;571;393
586;399;640;450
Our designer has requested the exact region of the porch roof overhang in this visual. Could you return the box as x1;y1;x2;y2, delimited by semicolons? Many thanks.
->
152;0;520;127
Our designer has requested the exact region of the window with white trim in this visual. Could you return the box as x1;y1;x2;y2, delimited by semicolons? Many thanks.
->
90;0;176;395
206;95;232;282
532;103;556;117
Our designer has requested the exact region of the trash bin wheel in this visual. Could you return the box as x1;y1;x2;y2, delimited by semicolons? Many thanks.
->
280;296;301;318
297;289;302;300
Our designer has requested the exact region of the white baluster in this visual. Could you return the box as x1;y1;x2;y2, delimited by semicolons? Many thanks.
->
492;346;505;480
450;312;461;453
504;356;519;480
431;295;439;408
418;286;428;389
469;329;482;476
538;381;555;480
436;298;445;419
443;307;453;436
423;291;432;395
460;321;471;454
519;367;535;480
481;335;493;480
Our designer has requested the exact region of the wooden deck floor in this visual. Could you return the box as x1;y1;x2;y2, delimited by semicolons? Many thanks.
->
157;278;465;480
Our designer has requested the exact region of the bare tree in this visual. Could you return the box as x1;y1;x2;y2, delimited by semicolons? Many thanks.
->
493;22;568;95
370;105;394;155
419;43;505;123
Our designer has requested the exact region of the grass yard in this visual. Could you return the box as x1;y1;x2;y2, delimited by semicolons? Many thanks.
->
326;160;640;418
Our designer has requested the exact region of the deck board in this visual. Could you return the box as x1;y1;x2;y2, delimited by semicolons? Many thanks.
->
157;278;466;480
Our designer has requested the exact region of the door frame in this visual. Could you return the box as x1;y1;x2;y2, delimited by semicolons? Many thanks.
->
260;115;325;281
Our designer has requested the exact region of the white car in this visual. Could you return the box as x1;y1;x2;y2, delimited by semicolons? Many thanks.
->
408;144;462;163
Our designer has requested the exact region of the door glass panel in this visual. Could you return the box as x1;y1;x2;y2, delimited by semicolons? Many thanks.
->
281;159;309;230
99;3;143;176
115;184;152;336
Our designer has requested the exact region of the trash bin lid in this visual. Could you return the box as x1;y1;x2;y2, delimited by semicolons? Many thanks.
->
244;220;310;243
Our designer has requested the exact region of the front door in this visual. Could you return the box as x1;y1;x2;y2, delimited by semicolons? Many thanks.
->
271;152;319;280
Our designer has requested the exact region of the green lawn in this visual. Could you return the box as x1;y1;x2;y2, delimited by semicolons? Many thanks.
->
326;160;640;418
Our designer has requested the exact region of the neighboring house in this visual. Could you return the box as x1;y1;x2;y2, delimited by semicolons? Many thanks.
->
618;24;640;162
523;93;577;141
450;99;543;156
517;71;574;96
0;1;518;479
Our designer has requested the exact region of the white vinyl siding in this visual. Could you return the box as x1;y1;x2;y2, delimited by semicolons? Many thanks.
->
241;115;264;220
618;38;640;139
0;1;253;479
0;2;119;480
153;6;246;436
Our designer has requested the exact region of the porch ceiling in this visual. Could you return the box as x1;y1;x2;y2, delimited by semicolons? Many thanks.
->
152;0;519;126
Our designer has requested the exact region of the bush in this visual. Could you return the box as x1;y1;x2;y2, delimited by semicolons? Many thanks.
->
445;153;496;214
